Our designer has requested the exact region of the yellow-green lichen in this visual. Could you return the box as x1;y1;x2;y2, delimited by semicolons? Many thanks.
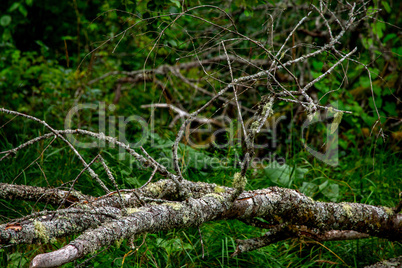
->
182;215;190;224
262;100;273;117
163;202;183;210
384;206;394;216
307;196;315;203
233;172;247;190
145;181;166;196
121;193;129;200
214;186;225;193
127;208;141;214
50;237;57;244
33;220;49;243
250;121;260;131
342;204;353;218
115;237;124;248
205;193;224;202
71;190;83;196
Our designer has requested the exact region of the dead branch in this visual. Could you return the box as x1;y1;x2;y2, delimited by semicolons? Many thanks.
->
0;182;399;267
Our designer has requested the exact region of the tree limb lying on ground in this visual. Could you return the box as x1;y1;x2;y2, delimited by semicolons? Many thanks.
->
1;179;400;267
0;1;400;267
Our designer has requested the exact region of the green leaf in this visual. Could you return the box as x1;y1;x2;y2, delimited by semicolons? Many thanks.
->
383;102;397;116
359;76;370;88
368;67;379;79
6;252;28;267
322;183;339;202
18;5;28;17
35;40;49;51
391;46;402;55
383;33;396;43
2;29;12;41
381;1;391;13
125;177;140;186
372;85;381;96
372;22;385;39
8;2;20;12
265;163;307;187
311;71;321;79
299;182;318;197
122;0;136;12
312;60;323;71
361;37;373;49
61;35;76;40
369;95;382;109
318;180;329;191
361;114;376;127
0;15;11;27
168;40;178;47
314;81;327;92
88;23;98;31
170;0;181;8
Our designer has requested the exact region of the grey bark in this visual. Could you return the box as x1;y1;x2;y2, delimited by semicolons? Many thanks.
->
1;181;400;267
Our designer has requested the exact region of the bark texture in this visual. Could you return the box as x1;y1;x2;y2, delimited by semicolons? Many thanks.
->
0;181;400;267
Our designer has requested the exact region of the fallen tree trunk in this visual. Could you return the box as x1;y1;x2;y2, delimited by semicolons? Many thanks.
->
1;181;400;267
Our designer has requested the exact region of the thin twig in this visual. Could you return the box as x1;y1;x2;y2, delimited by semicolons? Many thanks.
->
0;108;110;193
99;155;126;212
140;166;158;189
